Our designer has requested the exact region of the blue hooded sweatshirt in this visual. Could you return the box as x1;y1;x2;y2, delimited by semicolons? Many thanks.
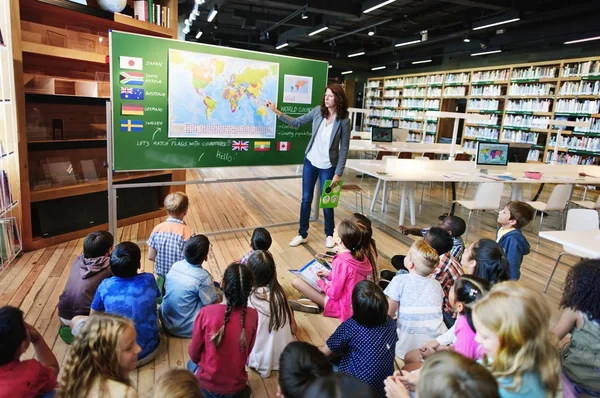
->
497;228;530;280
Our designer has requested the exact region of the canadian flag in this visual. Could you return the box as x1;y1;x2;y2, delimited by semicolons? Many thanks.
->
277;141;291;151
119;56;143;71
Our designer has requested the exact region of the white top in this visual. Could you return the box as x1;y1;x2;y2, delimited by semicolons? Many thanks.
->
88;377;137;398
384;273;447;359
539;230;600;258
247;287;295;378
306;119;334;169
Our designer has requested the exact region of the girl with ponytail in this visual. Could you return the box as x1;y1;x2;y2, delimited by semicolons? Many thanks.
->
290;220;373;321
188;262;258;398
246;250;296;378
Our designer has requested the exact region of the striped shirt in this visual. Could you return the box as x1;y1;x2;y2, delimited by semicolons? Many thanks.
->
147;217;194;276
384;272;447;358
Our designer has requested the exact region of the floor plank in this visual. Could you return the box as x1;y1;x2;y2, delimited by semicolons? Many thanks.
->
0;164;588;395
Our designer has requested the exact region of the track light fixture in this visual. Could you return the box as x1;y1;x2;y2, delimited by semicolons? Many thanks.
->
301;10;308;19
207;6;218;22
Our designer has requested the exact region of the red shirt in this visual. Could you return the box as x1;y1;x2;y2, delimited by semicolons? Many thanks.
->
189;304;258;395
0;359;57;398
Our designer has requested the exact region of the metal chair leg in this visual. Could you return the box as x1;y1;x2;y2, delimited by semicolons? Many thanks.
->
544;252;565;293
537;212;545;244
465;210;472;244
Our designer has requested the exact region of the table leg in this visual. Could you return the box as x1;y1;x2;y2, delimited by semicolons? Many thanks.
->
408;182;416;225
399;183;407;225
382;181;388;212
370;179;381;212
449;182;457;215
511;184;523;201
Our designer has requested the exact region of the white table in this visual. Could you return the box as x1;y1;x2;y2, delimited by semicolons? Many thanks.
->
349;141;464;156
539;230;600;258
346;159;600;225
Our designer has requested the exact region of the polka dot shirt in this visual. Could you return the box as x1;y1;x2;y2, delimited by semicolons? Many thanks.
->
326;317;398;397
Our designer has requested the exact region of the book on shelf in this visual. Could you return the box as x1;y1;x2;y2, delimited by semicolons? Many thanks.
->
0;217;20;263
0;171;12;211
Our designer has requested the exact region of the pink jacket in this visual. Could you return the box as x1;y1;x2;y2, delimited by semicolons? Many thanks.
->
317;251;373;321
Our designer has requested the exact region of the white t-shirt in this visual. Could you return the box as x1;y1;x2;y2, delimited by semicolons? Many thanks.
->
88;377;137;398
306;118;334;169
383;272;447;359
247;287;294;378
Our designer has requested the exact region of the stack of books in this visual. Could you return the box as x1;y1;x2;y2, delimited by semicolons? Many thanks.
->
0;217;20;263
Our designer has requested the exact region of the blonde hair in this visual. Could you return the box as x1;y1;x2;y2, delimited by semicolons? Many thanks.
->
473;282;560;397
418;351;500;398
409;240;439;276
164;191;189;216
57;314;134;398
154;369;203;398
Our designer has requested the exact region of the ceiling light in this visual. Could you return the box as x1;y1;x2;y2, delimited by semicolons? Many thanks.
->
182;25;190;35
301;10;308;19
463;35;470;43
328;64;333;68
412;59;432;64
363;0;396;14
192;9;200;16
564;36;600;44
420;30;428;41
471;49;502;56
395;39;421;47
308;24;329;36
472;10;519;31
371;66;386;71
341;70;353;75
184;19;191;26
207;6;218;22
194;0;204;4
368;27;375;36
189;13;197;21
196;31;203;39
276;42;289;50
348;51;365;58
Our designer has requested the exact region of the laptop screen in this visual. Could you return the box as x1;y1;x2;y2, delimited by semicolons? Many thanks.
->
372;127;393;143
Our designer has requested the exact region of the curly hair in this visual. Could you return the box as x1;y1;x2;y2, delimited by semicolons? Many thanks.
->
210;262;254;352
560;258;600;323
57;314;133;397
473;282;560;398
320;83;349;120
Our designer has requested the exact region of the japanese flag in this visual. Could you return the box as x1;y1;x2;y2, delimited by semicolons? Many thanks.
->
277;141;291;151
120;56;143;70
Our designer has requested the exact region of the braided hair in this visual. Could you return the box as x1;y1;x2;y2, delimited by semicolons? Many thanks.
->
210;262;254;352
56;314;133;397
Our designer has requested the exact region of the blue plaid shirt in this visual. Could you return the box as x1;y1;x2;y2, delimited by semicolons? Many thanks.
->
147;217;194;276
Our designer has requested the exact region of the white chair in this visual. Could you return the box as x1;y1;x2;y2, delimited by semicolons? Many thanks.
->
570;194;600;210
544;209;600;293
526;184;573;243
454;182;504;243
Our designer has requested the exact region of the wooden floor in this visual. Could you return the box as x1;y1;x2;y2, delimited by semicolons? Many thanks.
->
0;165;583;397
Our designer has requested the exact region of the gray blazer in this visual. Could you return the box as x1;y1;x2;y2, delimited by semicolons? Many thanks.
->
278;106;351;176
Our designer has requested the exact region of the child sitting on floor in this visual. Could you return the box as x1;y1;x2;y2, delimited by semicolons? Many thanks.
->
321;280;397;397
240;227;272;265
496;201;535;280
289;219;373;320
160;234;222;338
0;306;59;398
384;240;446;360
57;231;114;342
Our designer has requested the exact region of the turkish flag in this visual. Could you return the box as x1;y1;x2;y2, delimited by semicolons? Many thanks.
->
277;141;291;151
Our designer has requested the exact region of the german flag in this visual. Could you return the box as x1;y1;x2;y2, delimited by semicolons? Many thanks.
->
121;104;144;116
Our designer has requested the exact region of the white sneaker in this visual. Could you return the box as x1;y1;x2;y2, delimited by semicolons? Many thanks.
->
325;236;335;248
289;235;308;247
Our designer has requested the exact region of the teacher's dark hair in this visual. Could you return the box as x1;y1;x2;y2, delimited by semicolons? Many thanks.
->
321;83;349;120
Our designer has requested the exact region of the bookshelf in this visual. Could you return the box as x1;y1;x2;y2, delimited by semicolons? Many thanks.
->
0;2;23;268
364;56;600;164
10;0;185;250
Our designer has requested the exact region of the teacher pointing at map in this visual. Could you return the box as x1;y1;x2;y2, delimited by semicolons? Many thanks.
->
265;83;350;248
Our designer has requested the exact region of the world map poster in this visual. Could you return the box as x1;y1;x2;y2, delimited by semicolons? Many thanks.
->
168;49;280;139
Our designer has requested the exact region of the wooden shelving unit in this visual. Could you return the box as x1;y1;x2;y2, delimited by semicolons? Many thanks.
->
10;0;184;250
365;57;600;164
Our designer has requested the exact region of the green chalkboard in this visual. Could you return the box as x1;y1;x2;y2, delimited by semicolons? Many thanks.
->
110;31;328;171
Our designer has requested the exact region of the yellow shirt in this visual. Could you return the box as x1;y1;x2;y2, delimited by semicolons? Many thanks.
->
496;227;515;242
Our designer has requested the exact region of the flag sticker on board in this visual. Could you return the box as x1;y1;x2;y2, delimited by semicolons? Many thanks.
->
254;141;271;152
121;120;144;132
232;141;249;151
120;56;143;70
120;87;144;100
121;104;144;116
120;71;144;85
277;142;291;151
